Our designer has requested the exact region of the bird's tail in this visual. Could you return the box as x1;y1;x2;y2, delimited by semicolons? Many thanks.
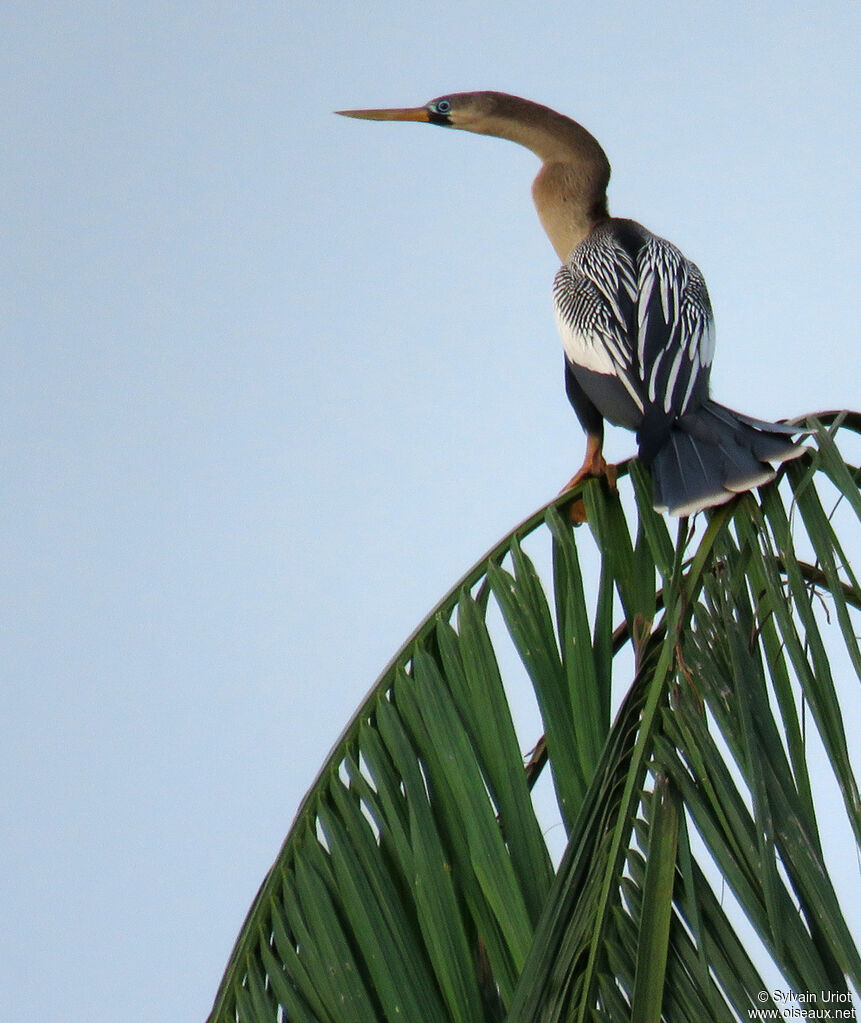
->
649;401;806;517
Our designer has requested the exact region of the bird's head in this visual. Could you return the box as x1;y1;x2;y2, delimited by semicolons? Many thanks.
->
337;91;611;256
336;91;607;170
336;91;517;136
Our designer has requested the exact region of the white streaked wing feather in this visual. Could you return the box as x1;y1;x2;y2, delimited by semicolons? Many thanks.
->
636;237;714;416
554;225;714;421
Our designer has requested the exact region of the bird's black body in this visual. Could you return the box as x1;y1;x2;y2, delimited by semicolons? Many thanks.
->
555;218;801;515
337;92;803;515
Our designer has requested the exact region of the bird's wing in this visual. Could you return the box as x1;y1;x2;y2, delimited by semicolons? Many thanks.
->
554;227;715;423
553;233;644;414
635;235;715;419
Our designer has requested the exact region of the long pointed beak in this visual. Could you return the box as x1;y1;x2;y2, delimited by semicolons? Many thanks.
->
335;106;430;123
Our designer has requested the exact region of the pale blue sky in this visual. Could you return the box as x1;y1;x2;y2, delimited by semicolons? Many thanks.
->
3;2;860;1020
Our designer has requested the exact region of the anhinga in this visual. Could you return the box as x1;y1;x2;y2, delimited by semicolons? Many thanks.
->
337;92;802;516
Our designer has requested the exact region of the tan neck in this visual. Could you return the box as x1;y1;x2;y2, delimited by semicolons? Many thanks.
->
531;161;609;260
478;97;610;260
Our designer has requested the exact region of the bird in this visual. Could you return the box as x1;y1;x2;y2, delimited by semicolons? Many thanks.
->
337;92;803;517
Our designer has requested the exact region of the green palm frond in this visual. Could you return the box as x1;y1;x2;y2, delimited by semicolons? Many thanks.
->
207;413;861;1023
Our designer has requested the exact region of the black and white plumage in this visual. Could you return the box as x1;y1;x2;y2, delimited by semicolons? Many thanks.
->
337;91;804;515
555;218;802;516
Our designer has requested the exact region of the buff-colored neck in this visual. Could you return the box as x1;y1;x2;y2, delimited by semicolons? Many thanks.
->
475;96;611;260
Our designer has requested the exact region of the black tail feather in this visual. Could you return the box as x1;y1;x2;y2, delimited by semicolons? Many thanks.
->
649;401;804;516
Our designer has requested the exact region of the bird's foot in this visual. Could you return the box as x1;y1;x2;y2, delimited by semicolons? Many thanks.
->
560;458;618;524
560;457;617;495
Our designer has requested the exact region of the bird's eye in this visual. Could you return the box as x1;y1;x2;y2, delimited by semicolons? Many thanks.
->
433;99;452;114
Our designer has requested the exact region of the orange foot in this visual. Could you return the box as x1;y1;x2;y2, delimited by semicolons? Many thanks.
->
560;458;618;524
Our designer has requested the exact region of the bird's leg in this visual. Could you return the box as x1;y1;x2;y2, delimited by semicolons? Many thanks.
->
561;431;611;491
560;431;617;523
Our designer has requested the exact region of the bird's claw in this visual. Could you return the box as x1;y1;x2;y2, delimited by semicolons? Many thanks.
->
560;456;617;494
559;460;618;524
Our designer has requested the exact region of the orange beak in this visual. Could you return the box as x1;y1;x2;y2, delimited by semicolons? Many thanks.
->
335;106;430;123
